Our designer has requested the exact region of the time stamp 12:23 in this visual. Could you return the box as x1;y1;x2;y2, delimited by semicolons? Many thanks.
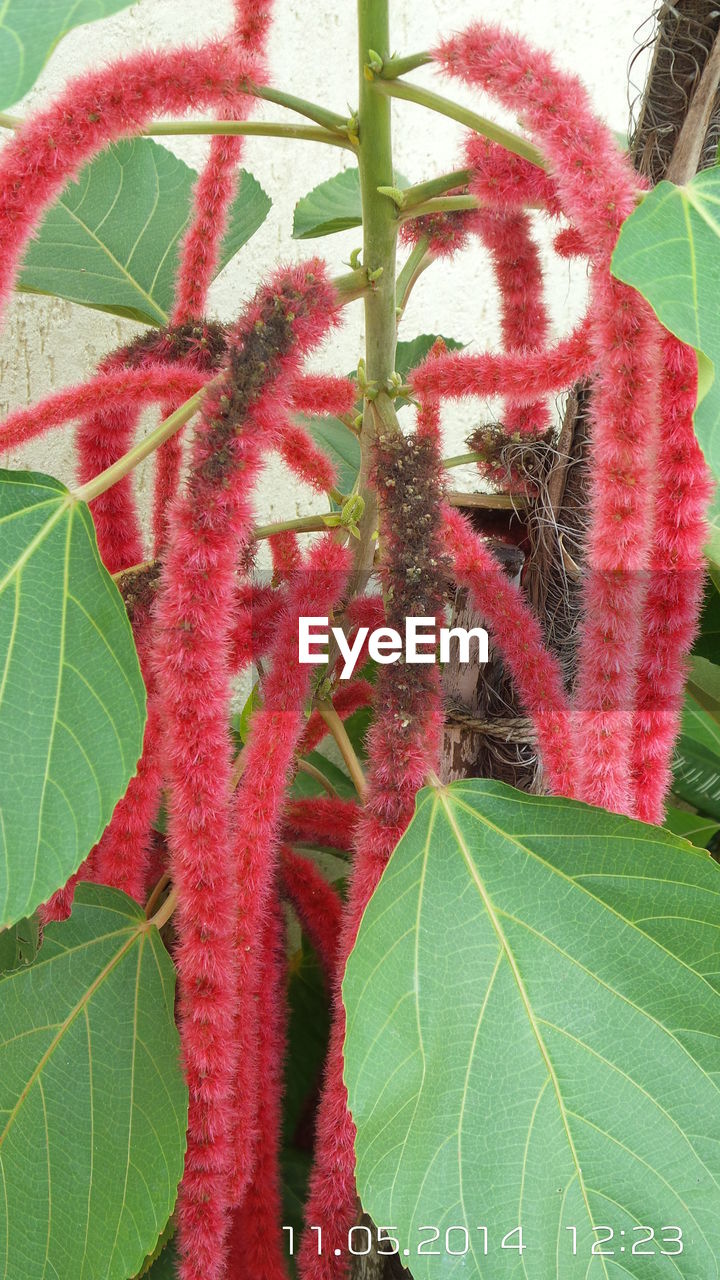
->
282;1224;684;1259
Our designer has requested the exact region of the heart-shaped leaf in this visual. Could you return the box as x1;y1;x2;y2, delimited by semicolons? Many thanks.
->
611;172;720;484
18;139;270;325
345;778;720;1278
0;470;146;927
0;0;133;111
0;883;187;1280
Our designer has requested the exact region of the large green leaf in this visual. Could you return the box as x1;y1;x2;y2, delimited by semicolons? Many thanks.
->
0;470;146;927
344;778;720;1278
18;139;270;325
0;884;187;1280
0;0;133;111
611;172;720;483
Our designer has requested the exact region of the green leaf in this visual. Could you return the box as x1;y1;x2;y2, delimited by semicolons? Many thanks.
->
141;1240;178;1279
394;333;464;379
0;883;187;1280
0;470;146;927
664;805;720;849
133;1219;176;1278
0;0;133;111
293;169;365;240
297;415;361;499
673;737;720;818
292;750;356;799
695;571;720;662
0;913;40;974
344;778;720;1278
611;172;720;483
17;139;270;326
292;166;407;240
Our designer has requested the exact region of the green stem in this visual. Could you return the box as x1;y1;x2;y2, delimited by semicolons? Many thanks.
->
398;166;474;208
354;0;401;577
371;78;547;169
395;236;433;318
316;699;367;799
380;51;433;78
146;120;352;148
251;84;352;133
254;513;336;538
0;110;351;147
72;388;207;505
443;452;482;469
400;193;481;219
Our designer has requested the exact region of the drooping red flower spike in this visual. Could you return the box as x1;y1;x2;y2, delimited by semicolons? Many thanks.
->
411;313;593;405
435;22;664;814
0;39;264;321
225;890;290;1280
443;504;576;798
0;363;207;456
630;335;713;823
299;425;448;1280
282;796;362;853
465;135;562;215
229;533;351;1208
153;261;342;1280
281;847;343;981
89;565;165;899
475;207;550;437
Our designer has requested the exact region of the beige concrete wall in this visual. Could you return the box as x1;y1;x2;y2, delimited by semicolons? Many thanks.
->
0;0;652;534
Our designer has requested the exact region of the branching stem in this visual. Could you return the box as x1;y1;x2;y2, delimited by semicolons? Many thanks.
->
315;699;368;799
371;78;546;169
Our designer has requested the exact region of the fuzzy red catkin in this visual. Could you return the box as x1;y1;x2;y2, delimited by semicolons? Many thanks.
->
289;372;357;418
299;427;447;1280
465;135;562;216
475;207;551;436
630;336;714;823
410;312;593;406
281;847;343;981
154;262;341;1280
298;693;444;1280
76;356;145;574
0;364;206;456
230;533;351;1210
444;504;576;798
225;890;290;1280
90;571;164;898
0;39;262;320
269;529;302;582
435;22;663;813
282;796;362;853
276;418;339;492
229;582;286;673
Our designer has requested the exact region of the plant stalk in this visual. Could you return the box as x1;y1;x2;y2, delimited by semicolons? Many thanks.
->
397;166;474;207
72;388;208;505
316;699;368;800
371;78;547;169
251;84;352;133
354;0;402;584
399;193;481;219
